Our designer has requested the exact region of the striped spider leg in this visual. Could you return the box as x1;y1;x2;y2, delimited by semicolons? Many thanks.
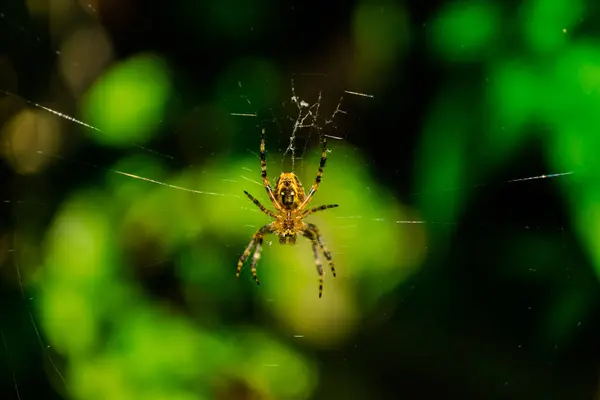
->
237;130;338;297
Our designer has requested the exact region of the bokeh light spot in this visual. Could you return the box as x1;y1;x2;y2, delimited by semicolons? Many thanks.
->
430;1;499;62
489;62;539;129
59;25;114;97
521;0;584;54
81;53;172;147
1;108;62;175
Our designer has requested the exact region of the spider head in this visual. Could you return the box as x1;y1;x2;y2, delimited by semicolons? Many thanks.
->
276;173;303;209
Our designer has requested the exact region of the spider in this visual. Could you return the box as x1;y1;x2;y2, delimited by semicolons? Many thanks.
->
236;128;338;298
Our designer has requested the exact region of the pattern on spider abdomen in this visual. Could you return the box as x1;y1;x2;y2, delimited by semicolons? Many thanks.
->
275;173;305;210
236;128;339;298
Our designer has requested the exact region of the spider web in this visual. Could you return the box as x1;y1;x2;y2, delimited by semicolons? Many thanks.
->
0;80;380;400
0;44;381;398
0;3;590;400
0;86;581;398
231;77;367;176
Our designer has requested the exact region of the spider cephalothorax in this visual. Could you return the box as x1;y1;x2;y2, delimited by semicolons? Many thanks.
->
276;173;304;209
236;128;338;297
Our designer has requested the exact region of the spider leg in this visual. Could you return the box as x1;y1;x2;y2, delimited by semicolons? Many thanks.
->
311;240;324;298
302;223;335;298
260;128;282;210
299;135;328;210
236;224;272;281
244;191;277;218
301;204;338;218
249;236;264;285
305;223;336;278
237;238;256;279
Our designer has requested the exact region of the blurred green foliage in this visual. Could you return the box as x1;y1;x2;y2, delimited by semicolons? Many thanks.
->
426;0;600;351
521;0;584;53
8;0;600;398
81;54;173;147
430;0;499;62
39;91;420;398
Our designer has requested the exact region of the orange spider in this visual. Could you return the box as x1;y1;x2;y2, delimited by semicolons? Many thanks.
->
236;128;338;297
